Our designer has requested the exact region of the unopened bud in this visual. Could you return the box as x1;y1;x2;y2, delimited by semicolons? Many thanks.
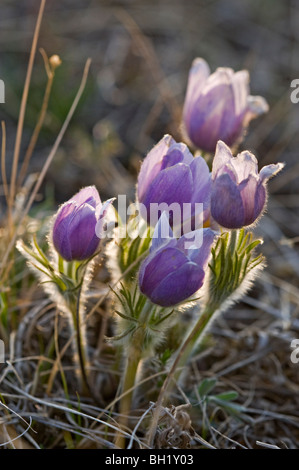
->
49;54;62;70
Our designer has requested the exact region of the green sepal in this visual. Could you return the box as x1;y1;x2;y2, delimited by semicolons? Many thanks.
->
208;229;264;305
118;217;152;281
109;281;177;353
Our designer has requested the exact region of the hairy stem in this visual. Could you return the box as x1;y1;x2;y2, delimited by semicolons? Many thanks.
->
73;285;91;396
114;337;144;448
146;303;218;448
114;300;152;448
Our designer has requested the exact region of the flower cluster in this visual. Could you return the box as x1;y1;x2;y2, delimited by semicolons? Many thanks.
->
18;55;285;448
50;57;283;310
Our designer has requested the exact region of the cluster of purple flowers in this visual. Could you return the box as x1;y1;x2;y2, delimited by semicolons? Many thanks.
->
52;58;283;308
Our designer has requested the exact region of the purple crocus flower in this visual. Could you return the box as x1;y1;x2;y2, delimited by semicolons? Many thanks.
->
137;134;211;231
139;213;215;307
182;58;269;153
53;186;112;261
210;141;284;229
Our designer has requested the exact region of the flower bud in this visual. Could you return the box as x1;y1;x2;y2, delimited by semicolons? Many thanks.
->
210;141;284;229
137;134;211;230
139;213;215;307
49;54;62;70
52;186;110;261
182;58;269;153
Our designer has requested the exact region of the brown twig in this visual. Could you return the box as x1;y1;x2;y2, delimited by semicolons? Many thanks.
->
0;58;92;282
9;0;46;213
1;121;9;207
17;49;59;189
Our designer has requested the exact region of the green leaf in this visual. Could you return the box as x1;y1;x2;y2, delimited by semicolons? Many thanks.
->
213;390;239;401
104;325;136;342
0;292;8;329
159;348;172;365
245;239;262;254
208;229;264;304
115;310;138;322
209;397;246;415
32;235;53;271
198;377;217;398
151;308;175;327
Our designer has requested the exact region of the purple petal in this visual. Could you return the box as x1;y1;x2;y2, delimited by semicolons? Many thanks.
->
211;173;245;229
173;142;195;164
139;247;188;299
183;58;210;129
142;163;194;224
244;95;269;126
151;212;174;252
149;262;205;307
215;163;238;183
259;162;284;182
231;70;249;117
238;175;261;226
209;70;247;146
254;182;267;221
137;135;175;202
67;204;99;260
71;186;101;208
189;155;211;204
204;67;234;93
52;202;76;261
175;228;215;271
212;141;235;179
217;110;245;149
187;80;235;152
230;150;259;182
82;234;101;260
95;198;115;237
138;238;177;287
186;228;215;267
160;148;185;170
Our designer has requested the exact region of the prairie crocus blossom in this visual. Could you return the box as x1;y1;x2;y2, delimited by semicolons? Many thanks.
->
137;134;211;230
210;141;284;229
53;186;113;261
182;58;269;153
139;213;215;307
